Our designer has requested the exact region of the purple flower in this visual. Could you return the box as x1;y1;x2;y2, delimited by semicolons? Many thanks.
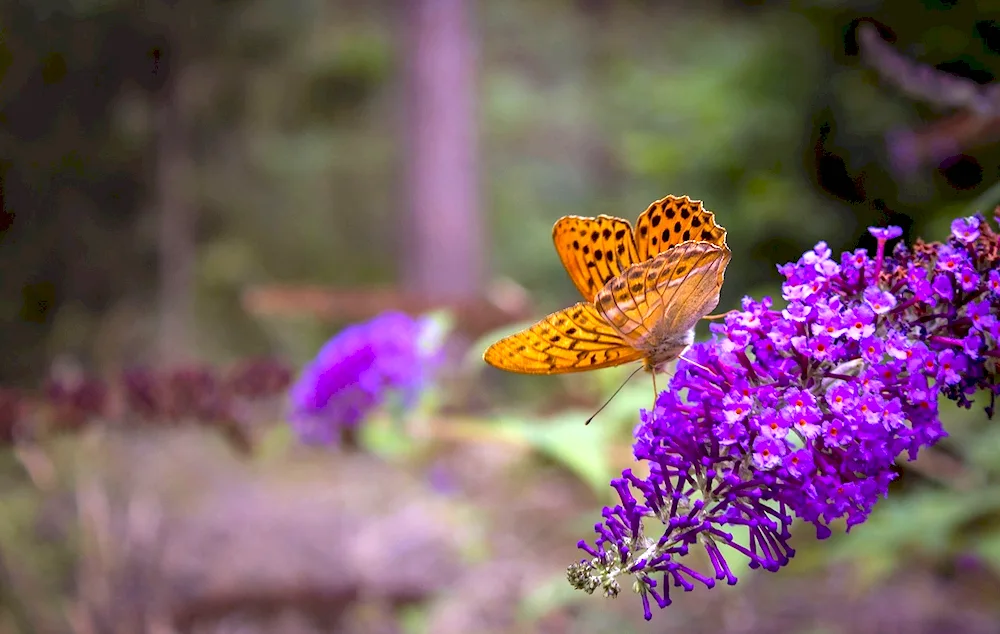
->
957;265;980;292
288;312;442;444
932;274;953;302
963;333;983;358
968;299;997;333
752;436;787;470
937;349;967;386
722;393;753;424
759;408;790;439
988;270;1000;296
863;287;897;314
936;245;964;274
951;216;981;244
571;215;1000;620
868;225;903;240
845;305;876;340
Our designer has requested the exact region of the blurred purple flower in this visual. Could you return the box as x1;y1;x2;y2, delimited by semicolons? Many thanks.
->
289;312;442;445
570;215;1000;620
44;377;108;430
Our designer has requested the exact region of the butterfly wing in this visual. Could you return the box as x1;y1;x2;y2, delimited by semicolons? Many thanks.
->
634;195;728;261
483;302;643;374
594;241;732;346
552;215;641;302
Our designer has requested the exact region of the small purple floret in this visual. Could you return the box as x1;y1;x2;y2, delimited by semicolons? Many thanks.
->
868;225;903;240
951;215;982;244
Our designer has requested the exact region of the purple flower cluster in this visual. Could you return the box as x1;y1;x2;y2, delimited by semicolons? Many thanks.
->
288;311;441;445
0;359;293;446
569;214;1000;620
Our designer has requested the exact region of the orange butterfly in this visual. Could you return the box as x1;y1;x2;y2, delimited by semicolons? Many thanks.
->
483;195;730;381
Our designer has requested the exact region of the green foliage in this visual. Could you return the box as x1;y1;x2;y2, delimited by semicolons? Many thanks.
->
829;486;1000;581
494;412;620;499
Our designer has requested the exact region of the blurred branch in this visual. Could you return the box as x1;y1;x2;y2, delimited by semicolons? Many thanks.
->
859;23;1000;177
858;23;1000;116
240;281;532;338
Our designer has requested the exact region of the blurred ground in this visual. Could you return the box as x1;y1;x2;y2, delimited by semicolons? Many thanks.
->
1;417;998;633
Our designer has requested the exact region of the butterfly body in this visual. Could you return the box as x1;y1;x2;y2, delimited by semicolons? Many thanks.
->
483;195;730;377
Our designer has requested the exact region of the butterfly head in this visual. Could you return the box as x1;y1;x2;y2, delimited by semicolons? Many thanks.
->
642;328;694;375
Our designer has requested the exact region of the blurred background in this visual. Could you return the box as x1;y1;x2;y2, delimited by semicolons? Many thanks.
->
2;0;1000;632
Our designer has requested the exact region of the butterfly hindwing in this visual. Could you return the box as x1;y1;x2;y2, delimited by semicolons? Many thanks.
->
595;241;731;347
483;302;643;374
552;215;641;302
634;195;728;261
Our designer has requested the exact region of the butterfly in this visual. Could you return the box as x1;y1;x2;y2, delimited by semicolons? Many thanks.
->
483;195;731;382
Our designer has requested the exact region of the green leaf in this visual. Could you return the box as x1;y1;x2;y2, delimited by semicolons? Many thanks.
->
360;413;416;457
495;413;618;497
961;422;1000;477
518;570;583;622
828;486;1000;581
254;423;296;464
972;532;1000;577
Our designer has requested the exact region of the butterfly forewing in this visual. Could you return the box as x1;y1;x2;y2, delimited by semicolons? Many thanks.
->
552;215;640;301
594;242;731;349
483;302;644;374
634;195;728;261
653;244;731;335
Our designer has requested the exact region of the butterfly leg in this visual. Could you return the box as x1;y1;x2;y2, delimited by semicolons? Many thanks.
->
703;309;739;321
651;367;676;397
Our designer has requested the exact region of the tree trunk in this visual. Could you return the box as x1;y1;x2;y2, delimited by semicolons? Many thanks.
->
154;52;195;364
403;0;483;300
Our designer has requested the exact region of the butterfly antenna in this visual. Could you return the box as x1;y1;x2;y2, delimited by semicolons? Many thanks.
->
585;364;644;426
679;354;716;376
